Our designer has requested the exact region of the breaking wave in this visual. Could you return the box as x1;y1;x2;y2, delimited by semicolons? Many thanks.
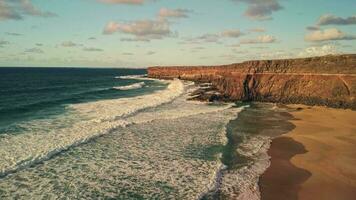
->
0;80;248;199
0;79;184;177
113;82;145;91
116;74;146;79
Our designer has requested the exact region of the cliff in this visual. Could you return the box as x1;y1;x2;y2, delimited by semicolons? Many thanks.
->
148;54;356;109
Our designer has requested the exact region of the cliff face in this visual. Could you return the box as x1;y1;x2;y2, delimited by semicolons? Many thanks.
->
148;54;356;109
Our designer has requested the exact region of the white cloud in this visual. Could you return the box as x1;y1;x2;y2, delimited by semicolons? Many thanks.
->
240;35;276;44
248;28;266;33
61;41;80;47
158;8;190;18
183;29;244;44
298;45;339;57
221;29;243;38
103;18;172;41
305;28;356;42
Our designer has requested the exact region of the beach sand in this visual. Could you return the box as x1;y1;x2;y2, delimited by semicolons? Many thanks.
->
259;106;356;200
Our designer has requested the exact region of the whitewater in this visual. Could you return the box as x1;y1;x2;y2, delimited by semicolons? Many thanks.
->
0;78;271;199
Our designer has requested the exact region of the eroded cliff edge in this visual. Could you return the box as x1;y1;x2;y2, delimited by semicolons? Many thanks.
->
148;54;356;109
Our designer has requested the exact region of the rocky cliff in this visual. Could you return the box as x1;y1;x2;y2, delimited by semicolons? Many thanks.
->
148;54;356;109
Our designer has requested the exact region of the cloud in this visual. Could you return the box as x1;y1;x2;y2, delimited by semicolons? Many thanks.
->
103;18;172;41
305;28;356;42
0;2;22;20
83;47;103;52
221;29;243;38
232;0;283;20
298;44;339;57
240;35;276;44
122;52;134;55
61;41;80;47
5;32;22;36
98;0;145;5
316;14;356;26
183;29;243;44
24;47;43;53
0;40;10;48
196;34;220;43
146;51;156;55
120;37;150;42
227;43;240;48
103;21;120;34
19;0;56;17
248;28;266;33
158;8;190;18
183;34;220;44
0;0;56;21
306;26;320;31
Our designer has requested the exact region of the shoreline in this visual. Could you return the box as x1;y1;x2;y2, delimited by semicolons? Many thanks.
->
188;83;356;199
259;105;356;200
200;101;297;199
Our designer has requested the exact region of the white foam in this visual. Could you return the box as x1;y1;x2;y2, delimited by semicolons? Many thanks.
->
0;79;184;177
217;135;272;200
71;79;184;121
115;74;146;79
0;77;258;199
113;82;145;91
0;93;245;199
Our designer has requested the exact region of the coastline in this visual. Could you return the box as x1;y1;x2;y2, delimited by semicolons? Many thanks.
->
169;81;356;200
259;105;356;200
148;54;356;110
200;102;297;199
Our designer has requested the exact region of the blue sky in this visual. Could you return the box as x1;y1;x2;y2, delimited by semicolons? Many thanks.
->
0;0;355;67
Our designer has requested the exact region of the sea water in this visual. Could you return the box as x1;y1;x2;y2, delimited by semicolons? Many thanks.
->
0;67;270;199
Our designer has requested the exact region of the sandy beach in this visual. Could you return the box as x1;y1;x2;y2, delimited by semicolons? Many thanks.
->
260;106;356;200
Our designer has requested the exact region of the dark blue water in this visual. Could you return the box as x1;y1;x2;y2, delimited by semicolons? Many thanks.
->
0;67;163;134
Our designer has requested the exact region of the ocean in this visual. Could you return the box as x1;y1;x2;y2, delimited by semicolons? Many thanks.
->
0;67;276;199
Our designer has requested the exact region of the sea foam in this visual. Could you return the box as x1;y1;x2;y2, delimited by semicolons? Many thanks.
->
0;79;183;177
113;82;145;91
0;81;245;200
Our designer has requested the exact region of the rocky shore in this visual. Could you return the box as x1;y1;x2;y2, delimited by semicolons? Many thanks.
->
148;54;356;109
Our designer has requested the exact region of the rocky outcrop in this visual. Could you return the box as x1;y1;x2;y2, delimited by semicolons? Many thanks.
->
148;54;356;109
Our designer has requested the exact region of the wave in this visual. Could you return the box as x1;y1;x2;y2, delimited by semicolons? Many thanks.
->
115;74;156;81
115;74;146;79
0;86;120;115
0;96;247;198
0;79;184;178
113;82;145;91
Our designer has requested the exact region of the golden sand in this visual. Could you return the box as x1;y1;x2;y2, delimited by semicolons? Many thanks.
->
260;106;356;200
289;106;356;200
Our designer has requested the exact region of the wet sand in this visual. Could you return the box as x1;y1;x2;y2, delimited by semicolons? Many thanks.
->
260;106;356;200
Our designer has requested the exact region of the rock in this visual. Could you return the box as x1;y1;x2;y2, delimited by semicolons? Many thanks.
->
148;54;356;109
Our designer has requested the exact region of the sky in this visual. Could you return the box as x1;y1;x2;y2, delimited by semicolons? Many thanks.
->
0;0;355;68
